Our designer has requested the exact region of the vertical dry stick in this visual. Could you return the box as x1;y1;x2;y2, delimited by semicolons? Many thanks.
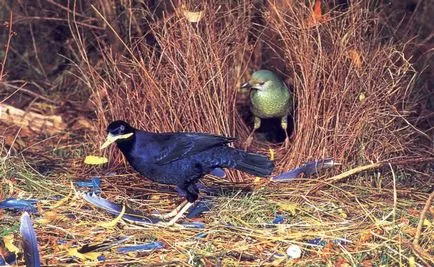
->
389;163;397;224
413;190;434;246
0;13;13;81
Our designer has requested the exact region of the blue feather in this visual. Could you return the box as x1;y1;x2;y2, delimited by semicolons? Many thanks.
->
20;212;41;267
80;192;160;224
272;158;336;182
0;198;38;213
186;201;211;218
271;166;305;181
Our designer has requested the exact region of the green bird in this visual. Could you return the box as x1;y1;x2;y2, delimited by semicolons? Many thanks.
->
241;69;293;148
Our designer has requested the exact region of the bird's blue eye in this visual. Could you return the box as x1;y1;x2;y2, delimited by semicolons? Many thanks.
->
120;125;125;131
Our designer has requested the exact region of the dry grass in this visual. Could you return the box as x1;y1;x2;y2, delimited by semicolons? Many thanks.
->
70;0;430;177
1;155;433;266
1;0;433;266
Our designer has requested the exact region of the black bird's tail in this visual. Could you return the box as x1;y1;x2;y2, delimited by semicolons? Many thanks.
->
234;150;274;177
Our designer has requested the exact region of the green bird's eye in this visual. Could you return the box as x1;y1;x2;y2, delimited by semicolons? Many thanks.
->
259;81;265;86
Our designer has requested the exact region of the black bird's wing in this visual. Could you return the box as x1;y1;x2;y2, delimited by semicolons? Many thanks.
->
155;133;236;165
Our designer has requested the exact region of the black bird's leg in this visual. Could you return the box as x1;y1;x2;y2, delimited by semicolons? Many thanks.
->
245;116;261;149
185;183;199;203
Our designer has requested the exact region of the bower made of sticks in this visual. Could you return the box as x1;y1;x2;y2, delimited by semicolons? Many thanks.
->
74;1;422;181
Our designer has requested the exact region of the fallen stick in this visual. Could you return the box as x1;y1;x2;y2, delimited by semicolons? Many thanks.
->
0;103;67;135
309;157;434;194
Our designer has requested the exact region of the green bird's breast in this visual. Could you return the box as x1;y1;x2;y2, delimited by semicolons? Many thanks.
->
250;89;291;118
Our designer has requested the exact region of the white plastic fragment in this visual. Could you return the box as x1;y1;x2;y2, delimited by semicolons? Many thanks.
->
286;244;302;259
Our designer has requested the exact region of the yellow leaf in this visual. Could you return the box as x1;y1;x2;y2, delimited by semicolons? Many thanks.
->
84;155;108;165
97;205;125;228
277;203;297;216
181;5;204;23
253;177;262;184
3;234;20;254
150;195;161;200
359;92;366;102
67;247;101;261
347;49;362;69
268;148;275;161
408;256;416;267
51;191;72;209
423;218;431;227
337;208;347;219
359;230;372;243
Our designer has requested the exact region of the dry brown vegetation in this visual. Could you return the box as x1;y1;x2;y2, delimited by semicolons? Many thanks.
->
1;0;433;266
72;1;430;175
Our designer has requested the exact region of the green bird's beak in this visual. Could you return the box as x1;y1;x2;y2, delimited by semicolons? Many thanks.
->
100;132;134;149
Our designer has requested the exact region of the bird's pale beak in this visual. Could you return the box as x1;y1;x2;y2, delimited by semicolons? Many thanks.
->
241;81;250;88
100;133;133;149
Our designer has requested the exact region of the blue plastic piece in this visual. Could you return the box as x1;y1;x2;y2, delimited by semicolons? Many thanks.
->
180;222;205;229
75;177;102;193
195;232;208;238
117;241;163;253
272;214;285;224
307;238;327;246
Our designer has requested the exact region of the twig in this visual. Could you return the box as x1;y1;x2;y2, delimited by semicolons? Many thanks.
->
1;82;58;104
408;241;434;266
0;13;13;80
413;190;434;246
309;158;434;194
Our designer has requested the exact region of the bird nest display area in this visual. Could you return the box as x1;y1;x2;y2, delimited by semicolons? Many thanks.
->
0;1;433;266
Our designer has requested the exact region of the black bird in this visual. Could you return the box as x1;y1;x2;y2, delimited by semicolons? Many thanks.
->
100;120;275;225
